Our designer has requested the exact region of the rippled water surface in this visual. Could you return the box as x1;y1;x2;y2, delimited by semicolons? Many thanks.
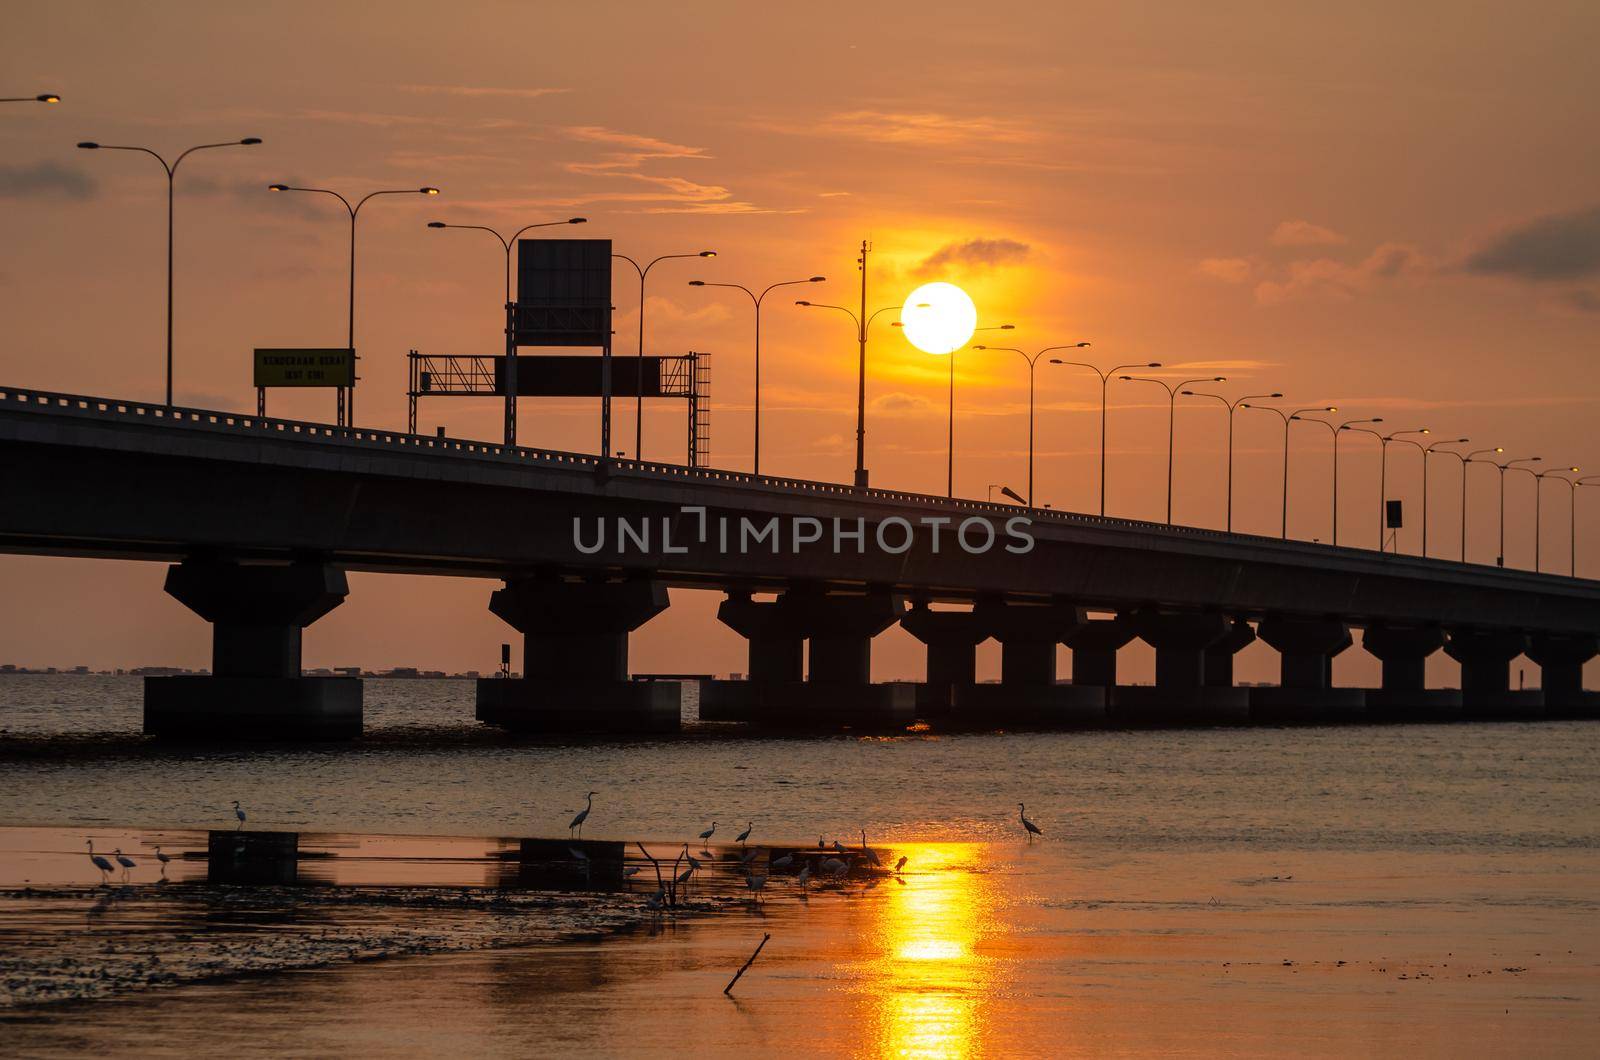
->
2;676;1598;1056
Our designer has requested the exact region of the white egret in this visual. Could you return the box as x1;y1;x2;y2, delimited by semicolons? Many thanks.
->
232;801;246;831
796;864;812;889
1019;802;1043;841
569;791;598;838
831;839;847;854
644;887;665;911
735;821;753;846
739;847;758;865
860;830;881;867
113;849;137;878
770;853;795;871
85;840;113;883
745;873;767;902
821;856;850;878
623;866;641;877
154;846;172;867
697;822;716;848
894;855;907;873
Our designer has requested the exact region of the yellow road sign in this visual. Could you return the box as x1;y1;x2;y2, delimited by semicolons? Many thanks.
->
253;348;354;388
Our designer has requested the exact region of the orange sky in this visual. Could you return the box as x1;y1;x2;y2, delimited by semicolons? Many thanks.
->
3;1;1599;683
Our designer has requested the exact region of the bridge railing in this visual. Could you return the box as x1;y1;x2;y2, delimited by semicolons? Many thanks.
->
0;384;1551;577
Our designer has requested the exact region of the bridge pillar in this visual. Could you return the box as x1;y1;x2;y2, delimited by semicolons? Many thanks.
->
1443;628;1542;718
144;559;361;740
899;603;987;717
1252;616;1365;722
1204;618;1256;688
954;598;1103;727
1361;623;1459;719
711;585;915;729
476;575;680;733
1116;611;1249;725
1065;615;1138;691
1526;633;1600;717
700;590;808;721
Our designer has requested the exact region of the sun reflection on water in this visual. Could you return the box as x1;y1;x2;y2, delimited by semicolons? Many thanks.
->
865;843;992;1059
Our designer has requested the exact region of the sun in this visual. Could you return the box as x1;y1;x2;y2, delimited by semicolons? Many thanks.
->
901;282;978;355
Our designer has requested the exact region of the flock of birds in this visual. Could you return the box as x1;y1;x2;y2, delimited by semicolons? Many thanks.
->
81;796;1046;894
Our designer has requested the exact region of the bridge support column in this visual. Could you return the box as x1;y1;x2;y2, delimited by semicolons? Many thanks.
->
1526;633;1599;717
899;603;986;718
1361;623;1459;719
953;598;1103;727
1443;628;1541;718
1252;616;1365;722
1116;612;1249;725
145;559;361;740
1064;616;1138;709
711;585;914;729
476;576;679;733
701;591;807;722
1205;618;1256;688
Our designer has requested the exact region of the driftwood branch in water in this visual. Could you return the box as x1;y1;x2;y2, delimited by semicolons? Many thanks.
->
724;933;772;995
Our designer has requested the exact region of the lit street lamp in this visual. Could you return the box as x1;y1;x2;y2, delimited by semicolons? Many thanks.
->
269;182;439;427
972;342;1090;507
1380;430;1434;555
427;217;586;304
937;324;1014;497
1122;375;1227;524
1048;358;1162;517
988;483;1025;504
1243;405;1337;539
78;137;262;405
613;250;716;460
1341;425;1426;551
1534;465;1580;573
1419;438;1470;558
1326;418;1384;547
1577;477;1600;577
1461;448;1505;563
689;274;825;474
2;93;60;103
1482;455;1542;567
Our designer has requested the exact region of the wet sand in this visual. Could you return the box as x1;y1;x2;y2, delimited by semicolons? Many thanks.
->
3;827;1596;1056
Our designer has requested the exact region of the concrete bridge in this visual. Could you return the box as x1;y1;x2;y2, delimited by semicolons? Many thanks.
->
3;385;1598;739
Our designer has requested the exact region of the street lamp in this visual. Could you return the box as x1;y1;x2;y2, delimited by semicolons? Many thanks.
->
613;250;716;460
1183;390;1282;532
1380;430;1433;554
1419;438;1470;558
269;182;439;427
1324;418;1384;547
1577;477;1600;578
973;342;1089;506
3;93;61;103
988;483;1025;504
427;217;586;303
1341;424;1425;551
1462;448;1505;563
1048;358;1163;516
1122;375;1227;524
78;137;262;406
1243;405;1337;539
1486;455;1542;567
937;324;1015;497
689;274;825;474
797;299;925;489
1533;466;1580;573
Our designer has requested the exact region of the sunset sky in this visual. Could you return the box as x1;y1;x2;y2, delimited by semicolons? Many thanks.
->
4;1;1599;683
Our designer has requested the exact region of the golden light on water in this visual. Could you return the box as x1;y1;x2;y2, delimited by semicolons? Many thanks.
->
865;843;991;1059
901;282;978;355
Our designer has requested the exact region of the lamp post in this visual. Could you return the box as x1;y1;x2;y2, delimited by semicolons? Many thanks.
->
427;217;586;304
1533;466;1580;573
1461;448;1504;563
269;182;439;427
1577;477;1600;578
1492;456;1542;567
1327;418;1384;547
1342;425;1426;551
973;342;1090;506
1182;390;1282;532
988;484;1025;504
689;274;825;474
1242;405;1337;539
3;93;60;103
797;300;920;488
1382;432;1433;555
1048;359;1163;516
613;250;716;460
78;137;262;406
1418;438;1470;558
938;324;1015;498
1121;375;1227;524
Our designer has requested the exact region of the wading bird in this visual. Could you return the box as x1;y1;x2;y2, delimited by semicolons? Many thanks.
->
860;830;881;867
818;836;826;849
113;849;137;879
232;801;246;830
697;822;716;848
832;839;847;855
569;791;598;838
735;822;753;846
86;840;114;883
771;852;795;871
1019;803;1043;842
894;855;907;873
821;855;854;879
796;864;812;889
644;887;665;911
745;873;767;903
154;846;172;871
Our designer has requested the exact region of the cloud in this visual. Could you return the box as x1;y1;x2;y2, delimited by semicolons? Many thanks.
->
0;161;96;200
811;110;1041;146
1197;257;1252;283
1465;204;1600;281
1561;288;1600;313
1254;242;1427;304
399;84;571;99
1270;219;1346;247
563;126;710;172
917;238;1030;276
871;392;934;413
